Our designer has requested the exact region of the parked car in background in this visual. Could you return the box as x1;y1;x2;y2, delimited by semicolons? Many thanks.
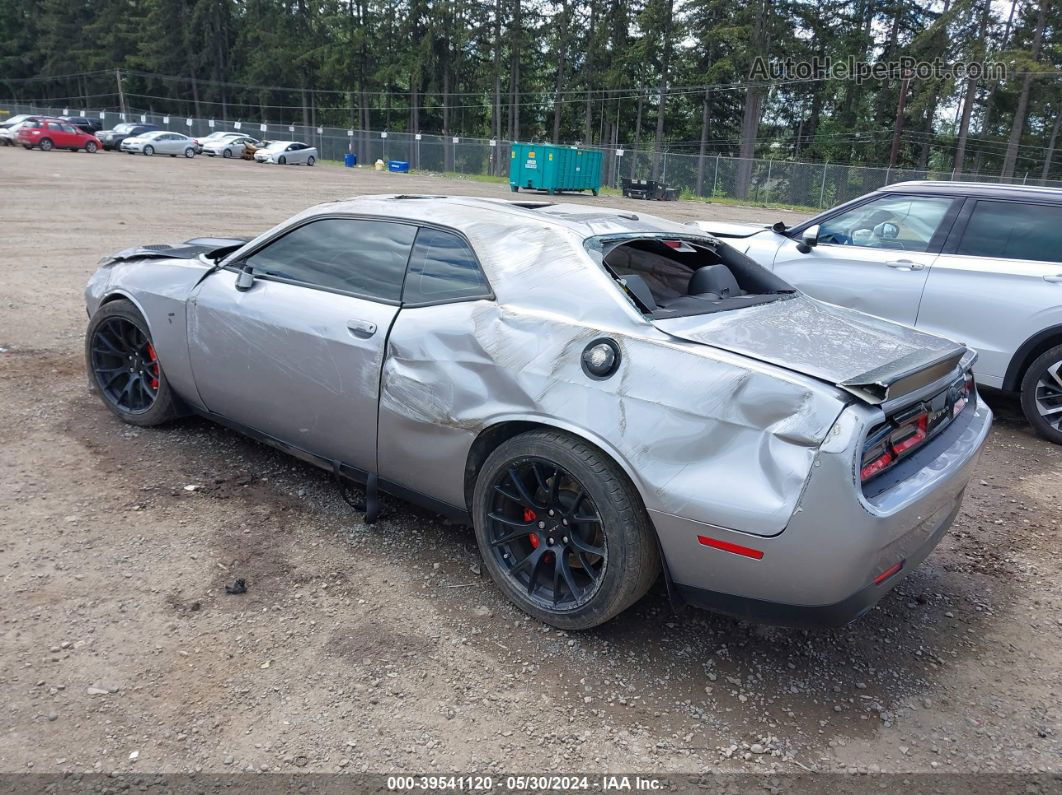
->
0;114;50;146
253;140;316;165
61;115;103;134
17;119;101;152
195;131;241;154
692;181;1062;444
203;134;259;159
83;196;990;629
98;123;161;151
120;130;198;157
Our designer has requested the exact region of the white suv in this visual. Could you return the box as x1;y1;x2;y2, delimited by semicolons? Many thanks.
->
693;182;1062;443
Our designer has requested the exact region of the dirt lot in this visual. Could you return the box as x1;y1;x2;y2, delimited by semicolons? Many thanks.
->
1;147;1060;778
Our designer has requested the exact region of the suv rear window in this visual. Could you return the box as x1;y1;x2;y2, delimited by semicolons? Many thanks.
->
957;200;1062;263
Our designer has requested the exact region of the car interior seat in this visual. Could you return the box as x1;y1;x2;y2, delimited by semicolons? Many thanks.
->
687;264;746;299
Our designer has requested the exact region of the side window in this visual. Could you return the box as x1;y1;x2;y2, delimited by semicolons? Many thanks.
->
245;218;417;302
956;200;1062;263
60;123;77;134
403;227;491;304
817;195;956;253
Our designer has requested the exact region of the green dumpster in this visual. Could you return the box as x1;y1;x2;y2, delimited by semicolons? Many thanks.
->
509;143;602;196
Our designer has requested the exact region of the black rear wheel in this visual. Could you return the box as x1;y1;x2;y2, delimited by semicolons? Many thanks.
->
473;429;659;629
85;300;180;426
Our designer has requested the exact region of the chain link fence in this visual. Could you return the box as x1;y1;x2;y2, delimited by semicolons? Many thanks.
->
6;102;1062;209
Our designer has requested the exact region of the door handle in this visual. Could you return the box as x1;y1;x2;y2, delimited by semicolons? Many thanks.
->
885;259;925;271
346;319;377;338
1045;274;1062;284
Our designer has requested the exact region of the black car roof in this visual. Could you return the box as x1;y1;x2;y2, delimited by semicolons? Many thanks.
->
881;180;1062;203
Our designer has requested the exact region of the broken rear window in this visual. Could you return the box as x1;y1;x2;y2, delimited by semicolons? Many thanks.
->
591;235;796;319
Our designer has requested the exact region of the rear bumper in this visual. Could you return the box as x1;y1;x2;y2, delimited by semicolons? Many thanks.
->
653;394;992;625
676;501;959;627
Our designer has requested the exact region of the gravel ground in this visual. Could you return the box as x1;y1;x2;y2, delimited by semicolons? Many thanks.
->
0;147;1060;777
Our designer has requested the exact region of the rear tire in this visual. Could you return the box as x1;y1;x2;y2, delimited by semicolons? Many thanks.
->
472;429;660;629
85;299;181;427
39;138;54;151
184;147;195;158
1020;344;1062;444
306;155;315;166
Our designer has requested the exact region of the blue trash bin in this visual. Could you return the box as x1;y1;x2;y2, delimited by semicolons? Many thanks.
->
388;160;410;173
344;153;357;168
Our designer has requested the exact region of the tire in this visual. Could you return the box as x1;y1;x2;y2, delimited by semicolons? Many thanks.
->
472;429;660;629
1020;343;1062;444
222;148;232;158
85;299;181;427
184;147;195;158
143;145;155;156
85;141;98;153
278;155;287;165
39;138;54;151
306;155;315;166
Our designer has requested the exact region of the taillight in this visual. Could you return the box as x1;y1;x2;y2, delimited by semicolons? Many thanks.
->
860;434;894;482
890;413;928;456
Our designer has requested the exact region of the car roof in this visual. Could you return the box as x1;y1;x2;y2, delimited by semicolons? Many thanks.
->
311;194;702;239
881;180;1062;202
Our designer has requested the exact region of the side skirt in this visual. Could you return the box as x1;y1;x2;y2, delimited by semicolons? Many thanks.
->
196;409;472;525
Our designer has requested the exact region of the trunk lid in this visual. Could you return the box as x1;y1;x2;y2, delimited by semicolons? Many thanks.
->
654;294;968;405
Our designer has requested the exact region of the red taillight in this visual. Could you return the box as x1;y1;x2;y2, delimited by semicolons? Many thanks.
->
860;451;894;482
697;535;764;560
890;413;928;456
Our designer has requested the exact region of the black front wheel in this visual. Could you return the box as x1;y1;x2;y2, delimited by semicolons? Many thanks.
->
85;300;181;426
473;429;659;629
1021;344;1062;444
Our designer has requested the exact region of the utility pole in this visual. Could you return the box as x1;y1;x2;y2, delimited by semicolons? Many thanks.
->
888;75;910;168
115;69;127;116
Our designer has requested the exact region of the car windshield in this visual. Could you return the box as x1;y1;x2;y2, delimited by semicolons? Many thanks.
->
1;114;30;128
265;141;292;151
592;233;796;319
141;131;166;139
113;124;137;133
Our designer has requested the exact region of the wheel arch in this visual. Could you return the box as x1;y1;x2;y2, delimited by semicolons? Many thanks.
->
463;417;679;607
1004;323;1062;391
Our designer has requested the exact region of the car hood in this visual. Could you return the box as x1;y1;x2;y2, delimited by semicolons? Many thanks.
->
653;294;968;405
688;220;772;239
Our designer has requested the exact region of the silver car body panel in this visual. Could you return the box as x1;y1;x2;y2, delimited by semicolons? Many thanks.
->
85;195;992;622
121;131;197;156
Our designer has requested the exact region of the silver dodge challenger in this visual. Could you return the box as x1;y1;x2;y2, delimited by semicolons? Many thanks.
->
83;196;992;629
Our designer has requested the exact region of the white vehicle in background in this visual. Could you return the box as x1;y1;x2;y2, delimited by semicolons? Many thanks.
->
253;140;316;166
203;134;259;159
195;131;244;154
692;181;1062;443
121;130;198;158
0;114;44;146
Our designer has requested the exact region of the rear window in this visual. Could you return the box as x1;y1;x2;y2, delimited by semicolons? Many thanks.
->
956;200;1062;263
595;236;795;319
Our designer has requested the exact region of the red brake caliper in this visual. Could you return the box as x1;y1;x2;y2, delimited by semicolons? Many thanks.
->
146;343;160;389
524;508;540;548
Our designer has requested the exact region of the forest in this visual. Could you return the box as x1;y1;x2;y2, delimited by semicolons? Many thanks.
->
1;0;1060;180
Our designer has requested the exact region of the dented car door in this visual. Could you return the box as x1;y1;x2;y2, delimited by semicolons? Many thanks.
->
188;217;416;473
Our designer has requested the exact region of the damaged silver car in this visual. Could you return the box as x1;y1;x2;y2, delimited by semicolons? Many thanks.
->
84;196;992;629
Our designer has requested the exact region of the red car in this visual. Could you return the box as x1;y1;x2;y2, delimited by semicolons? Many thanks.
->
17;119;102;153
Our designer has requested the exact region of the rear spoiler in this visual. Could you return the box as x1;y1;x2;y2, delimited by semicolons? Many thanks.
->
839;345;973;405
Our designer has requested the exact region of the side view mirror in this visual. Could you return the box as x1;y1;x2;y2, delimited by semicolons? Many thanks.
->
235;264;255;292
796;224;820;254
874;221;899;240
